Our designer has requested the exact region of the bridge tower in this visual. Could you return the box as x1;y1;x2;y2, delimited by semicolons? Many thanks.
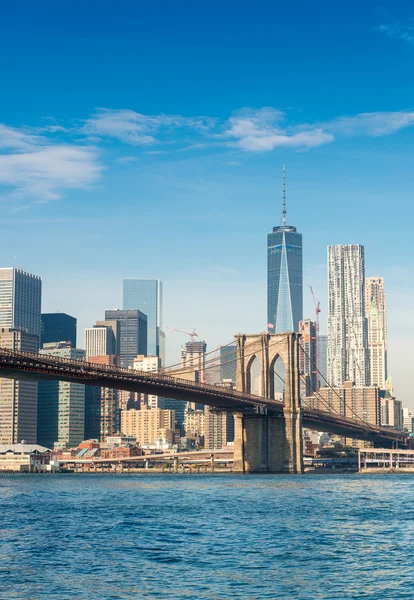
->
233;333;303;474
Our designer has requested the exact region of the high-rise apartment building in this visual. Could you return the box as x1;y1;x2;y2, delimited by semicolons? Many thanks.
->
204;407;234;449
37;343;85;448
267;169;302;333
121;406;175;446
299;319;317;395
318;335;328;387
0;268;42;339
327;245;369;387
0;328;39;444
365;277;387;388
87;354;120;440
133;354;162;409
104;309;147;368
123;280;165;364
380;396;403;429
41;313;76;348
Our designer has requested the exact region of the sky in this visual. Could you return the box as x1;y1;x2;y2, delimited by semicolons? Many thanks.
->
1;1;414;403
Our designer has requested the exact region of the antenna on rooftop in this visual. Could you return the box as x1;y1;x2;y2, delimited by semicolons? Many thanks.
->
282;164;287;226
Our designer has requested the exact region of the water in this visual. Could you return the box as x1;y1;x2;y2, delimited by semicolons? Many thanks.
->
1;473;413;599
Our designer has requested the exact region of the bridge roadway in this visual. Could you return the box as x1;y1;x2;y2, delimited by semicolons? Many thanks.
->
0;347;407;444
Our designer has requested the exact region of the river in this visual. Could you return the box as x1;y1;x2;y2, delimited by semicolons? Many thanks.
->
1;473;413;599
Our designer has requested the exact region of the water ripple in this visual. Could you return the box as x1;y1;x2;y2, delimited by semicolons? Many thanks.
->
1;473;414;599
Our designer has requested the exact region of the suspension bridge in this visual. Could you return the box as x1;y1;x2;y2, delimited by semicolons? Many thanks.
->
0;332;407;473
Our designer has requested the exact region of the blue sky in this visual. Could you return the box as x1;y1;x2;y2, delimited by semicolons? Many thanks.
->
1;1;414;402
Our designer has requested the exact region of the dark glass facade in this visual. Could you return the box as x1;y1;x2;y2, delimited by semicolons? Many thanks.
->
267;225;303;333
123;280;162;357
41;313;77;348
220;345;237;382
104;309;147;368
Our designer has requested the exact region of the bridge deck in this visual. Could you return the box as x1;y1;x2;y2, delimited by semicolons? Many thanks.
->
0;347;406;443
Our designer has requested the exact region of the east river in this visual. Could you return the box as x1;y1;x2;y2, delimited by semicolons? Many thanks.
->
1;473;413;599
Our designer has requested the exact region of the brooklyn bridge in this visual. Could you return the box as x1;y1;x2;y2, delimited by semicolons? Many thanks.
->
0;332;407;474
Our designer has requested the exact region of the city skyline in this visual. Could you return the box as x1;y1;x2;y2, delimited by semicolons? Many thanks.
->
1;2;413;403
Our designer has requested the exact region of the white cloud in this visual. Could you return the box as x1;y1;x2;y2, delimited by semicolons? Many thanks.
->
326;111;414;136
0;124;103;203
222;108;334;151
81;108;214;145
377;21;414;45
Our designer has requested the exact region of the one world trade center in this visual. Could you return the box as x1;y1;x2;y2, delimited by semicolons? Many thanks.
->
267;167;303;333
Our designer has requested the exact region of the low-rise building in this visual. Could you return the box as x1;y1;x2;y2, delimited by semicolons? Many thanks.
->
99;446;143;460
0;444;51;472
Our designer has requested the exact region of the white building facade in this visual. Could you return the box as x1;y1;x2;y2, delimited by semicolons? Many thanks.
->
327;245;369;387
365;277;387;388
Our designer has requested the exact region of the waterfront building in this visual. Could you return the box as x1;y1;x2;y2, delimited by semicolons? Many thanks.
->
0;443;51;472
37;343;85;448
123;279;165;364
133;355;162;409
85;325;117;360
104;309;148;368
299;319;317;395
41;313;76;348
327;245;369;387
365;277;387;388
0;267;42;340
0;328;39;444
121;406;175;446
267;168;303;333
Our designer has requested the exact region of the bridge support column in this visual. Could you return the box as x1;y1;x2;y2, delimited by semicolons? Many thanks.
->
234;333;303;474
233;412;302;473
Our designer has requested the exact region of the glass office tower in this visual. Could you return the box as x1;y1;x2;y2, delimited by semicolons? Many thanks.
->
267;223;303;333
41;313;77;348
123;280;163;361
104;309;147;369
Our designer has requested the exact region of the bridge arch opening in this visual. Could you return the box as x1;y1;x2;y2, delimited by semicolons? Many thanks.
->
246;355;262;395
269;354;286;400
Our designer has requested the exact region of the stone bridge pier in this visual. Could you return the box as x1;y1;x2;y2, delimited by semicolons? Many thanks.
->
233;333;303;473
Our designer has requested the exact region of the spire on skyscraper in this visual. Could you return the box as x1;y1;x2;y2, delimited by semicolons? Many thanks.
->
282;164;287;226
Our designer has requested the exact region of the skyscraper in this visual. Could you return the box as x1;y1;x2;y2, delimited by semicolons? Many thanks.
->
0;268;41;445
365;277;387;388
123;280;164;363
327;245;369;387
85;326;117;360
0;268;42;340
41;313;76;348
0;328;39;444
37;343;85;448
299;319;317;395
318;335;328;387
104;309;147;368
267;168;303;333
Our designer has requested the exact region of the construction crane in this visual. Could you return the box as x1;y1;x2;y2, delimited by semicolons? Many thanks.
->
167;326;199;343
310;286;321;390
